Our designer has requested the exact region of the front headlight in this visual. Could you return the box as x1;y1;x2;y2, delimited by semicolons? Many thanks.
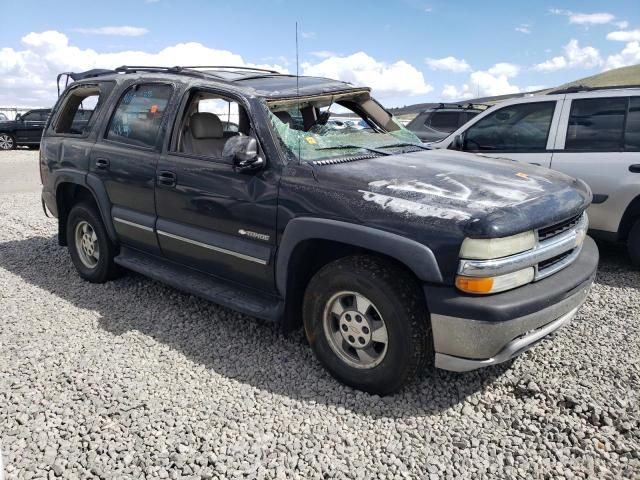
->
456;267;535;294
459;231;535;260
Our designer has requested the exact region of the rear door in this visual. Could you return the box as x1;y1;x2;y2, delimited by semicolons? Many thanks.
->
16;111;48;143
90;81;176;254
457;98;563;168
550;93;640;235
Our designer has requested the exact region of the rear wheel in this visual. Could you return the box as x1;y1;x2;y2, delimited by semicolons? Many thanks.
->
303;255;432;395
66;202;120;282
628;219;640;268
0;133;15;150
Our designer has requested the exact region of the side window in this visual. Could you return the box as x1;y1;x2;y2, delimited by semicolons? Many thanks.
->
175;92;250;162
565;97;626;151
106;83;173;148
464;102;555;152
427;111;459;133
625;97;640;151
21;112;37;122
55;85;103;135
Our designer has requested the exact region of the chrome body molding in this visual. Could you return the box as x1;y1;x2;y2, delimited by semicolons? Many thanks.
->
156;230;268;265
113;217;154;232
458;213;588;280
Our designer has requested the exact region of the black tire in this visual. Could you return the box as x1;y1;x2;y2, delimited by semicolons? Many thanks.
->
628;219;640;268
0;133;15;150
27;145;39;150
303;255;432;395
66;202;120;283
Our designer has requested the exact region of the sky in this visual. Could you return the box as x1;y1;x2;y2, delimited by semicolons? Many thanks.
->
1;0;640;108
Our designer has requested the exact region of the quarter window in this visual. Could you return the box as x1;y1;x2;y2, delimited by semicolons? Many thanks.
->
107;83;173;148
463;102;555;152
427;112;459;132
565;97;626;151
625;97;640;151
55;85;102;135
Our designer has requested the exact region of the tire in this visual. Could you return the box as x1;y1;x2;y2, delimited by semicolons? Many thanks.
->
27;145;39;150
303;255;432;395
0;133;15;150
628;219;640;268
66;202;120;283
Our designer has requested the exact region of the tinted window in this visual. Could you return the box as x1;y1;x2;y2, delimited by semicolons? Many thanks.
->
428;112;459;132
21;112;39;121
626;97;640;151
107;84;172;148
464;102;555;151
566;97;626;151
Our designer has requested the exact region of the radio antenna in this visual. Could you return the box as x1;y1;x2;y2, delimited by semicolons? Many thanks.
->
296;21;301;163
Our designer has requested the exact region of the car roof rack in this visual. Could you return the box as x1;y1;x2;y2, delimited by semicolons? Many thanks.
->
547;84;640;95
424;102;490;112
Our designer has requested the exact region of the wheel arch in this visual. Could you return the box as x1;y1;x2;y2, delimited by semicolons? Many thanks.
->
617;194;640;242
277;218;442;331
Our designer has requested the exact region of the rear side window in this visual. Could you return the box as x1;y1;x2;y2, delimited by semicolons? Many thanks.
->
626;97;640;151
55;85;102;135
463;102;555;152
106;83;173;148
427;111;459;132
565;97;626;151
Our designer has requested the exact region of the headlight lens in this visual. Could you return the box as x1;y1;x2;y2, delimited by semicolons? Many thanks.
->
459;231;536;260
456;267;535;294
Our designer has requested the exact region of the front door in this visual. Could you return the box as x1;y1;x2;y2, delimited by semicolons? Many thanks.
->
17;110;47;143
90;81;175;254
154;90;279;293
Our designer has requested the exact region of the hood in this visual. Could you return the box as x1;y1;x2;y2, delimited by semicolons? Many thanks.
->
313;149;591;239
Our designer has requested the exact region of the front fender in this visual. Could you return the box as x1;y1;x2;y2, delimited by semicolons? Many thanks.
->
276;217;443;296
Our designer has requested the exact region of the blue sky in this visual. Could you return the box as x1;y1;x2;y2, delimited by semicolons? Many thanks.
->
2;0;640;107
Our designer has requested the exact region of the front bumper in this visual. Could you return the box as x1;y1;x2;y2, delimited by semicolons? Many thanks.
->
425;236;598;372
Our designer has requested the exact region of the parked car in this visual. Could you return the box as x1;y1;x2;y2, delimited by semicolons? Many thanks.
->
0;108;52;150
429;87;640;266
406;103;487;142
0;112;8;121
41;66;597;394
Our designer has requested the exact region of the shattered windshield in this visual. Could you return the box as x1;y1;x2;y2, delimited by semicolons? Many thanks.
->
267;92;423;163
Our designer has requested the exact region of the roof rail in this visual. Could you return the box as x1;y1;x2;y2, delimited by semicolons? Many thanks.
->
56;69;116;96
181;65;281;74
547;84;640;95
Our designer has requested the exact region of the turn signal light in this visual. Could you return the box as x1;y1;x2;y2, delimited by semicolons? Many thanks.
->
455;276;494;294
456;267;535;295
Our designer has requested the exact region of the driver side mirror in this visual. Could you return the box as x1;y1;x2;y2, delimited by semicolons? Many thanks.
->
450;133;465;151
223;136;265;173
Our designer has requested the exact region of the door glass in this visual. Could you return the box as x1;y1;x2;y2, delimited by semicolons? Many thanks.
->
464;102;555;151
21;112;37;122
625;97;640;151
427;111;459;133
565;97;626;151
107;84;173;148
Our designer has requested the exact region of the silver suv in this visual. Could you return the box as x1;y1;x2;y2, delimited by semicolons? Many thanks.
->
431;87;640;265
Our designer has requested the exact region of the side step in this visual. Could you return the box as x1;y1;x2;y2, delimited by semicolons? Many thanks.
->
114;247;284;322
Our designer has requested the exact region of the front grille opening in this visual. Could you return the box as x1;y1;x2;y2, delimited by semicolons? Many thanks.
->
538;249;574;271
538;214;581;242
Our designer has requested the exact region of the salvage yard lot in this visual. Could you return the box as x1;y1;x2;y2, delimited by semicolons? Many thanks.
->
0;151;638;479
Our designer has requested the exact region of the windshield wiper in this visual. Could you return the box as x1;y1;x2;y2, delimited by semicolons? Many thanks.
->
378;142;430;151
315;144;392;156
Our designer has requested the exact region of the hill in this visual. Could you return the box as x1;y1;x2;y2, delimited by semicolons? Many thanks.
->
389;63;640;118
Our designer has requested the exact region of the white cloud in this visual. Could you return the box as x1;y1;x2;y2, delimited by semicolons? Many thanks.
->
424;7;432;13
301;31;316;39
441;62;520;100
616;21;629;29
607;29;640;42
310;50;338;59
0;31;288;106
425;56;471;73
605;41;640;70
515;24;531;34
549;9;616;25
73;26;149;37
302;51;432;98
534;39;602;72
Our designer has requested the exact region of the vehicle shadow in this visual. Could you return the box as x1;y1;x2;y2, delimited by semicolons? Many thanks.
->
592;240;639;289
1;234;517;418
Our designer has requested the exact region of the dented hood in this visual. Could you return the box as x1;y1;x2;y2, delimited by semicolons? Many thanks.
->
314;149;591;239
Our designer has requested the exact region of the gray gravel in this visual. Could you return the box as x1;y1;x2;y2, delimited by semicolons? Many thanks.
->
1;150;639;479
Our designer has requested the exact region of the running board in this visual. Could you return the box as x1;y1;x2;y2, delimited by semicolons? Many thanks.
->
114;247;284;322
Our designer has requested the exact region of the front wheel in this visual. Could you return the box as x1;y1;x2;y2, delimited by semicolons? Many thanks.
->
0;133;15;150
66;202;120;283
303;255;432;395
628;219;640;268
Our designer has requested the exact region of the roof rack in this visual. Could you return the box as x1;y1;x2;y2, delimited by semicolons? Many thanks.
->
547;84;640;95
430;102;490;111
180;65;281;74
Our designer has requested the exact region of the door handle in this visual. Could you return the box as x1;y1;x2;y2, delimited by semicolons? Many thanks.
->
629;164;640;173
157;170;176;187
95;158;110;169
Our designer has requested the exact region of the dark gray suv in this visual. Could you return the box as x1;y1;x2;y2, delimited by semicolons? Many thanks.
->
406;103;487;143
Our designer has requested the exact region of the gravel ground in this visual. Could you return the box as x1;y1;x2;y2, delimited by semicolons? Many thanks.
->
0;150;638;479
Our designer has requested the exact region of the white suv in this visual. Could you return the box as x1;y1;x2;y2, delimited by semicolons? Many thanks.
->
430;87;640;265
